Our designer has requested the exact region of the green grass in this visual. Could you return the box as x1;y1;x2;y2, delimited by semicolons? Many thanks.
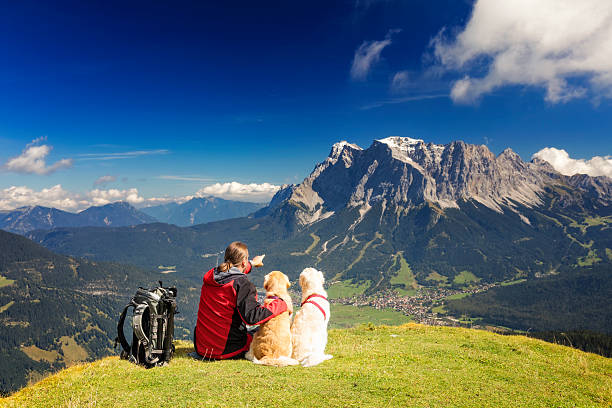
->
327;280;371;299
329;304;412;329
446;292;470;300
21;344;60;363
432;305;447;314
0;275;15;288
453;270;481;286
577;249;602;266
568;215;611;235
607;248;612;261
500;279;527;287
389;253;419;296
290;233;320;256
0;300;15;313
535;211;563;227
334;232;382;280
4;324;610;407
425;271;449;286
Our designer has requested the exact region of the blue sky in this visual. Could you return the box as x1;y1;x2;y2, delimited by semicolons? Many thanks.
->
1;0;611;210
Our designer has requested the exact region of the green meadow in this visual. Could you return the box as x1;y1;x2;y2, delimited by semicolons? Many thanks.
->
3;324;610;407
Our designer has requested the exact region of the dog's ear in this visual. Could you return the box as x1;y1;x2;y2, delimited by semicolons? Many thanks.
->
263;273;270;290
299;273;306;290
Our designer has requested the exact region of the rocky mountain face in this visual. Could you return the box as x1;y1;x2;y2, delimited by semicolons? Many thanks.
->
267;137;610;227
29;137;611;291
0;202;157;234
141;197;263;227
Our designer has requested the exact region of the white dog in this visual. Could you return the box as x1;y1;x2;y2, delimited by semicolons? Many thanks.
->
290;267;332;367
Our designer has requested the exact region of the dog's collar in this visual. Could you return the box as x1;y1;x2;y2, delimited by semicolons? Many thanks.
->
266;295;279;300
301;294;328;320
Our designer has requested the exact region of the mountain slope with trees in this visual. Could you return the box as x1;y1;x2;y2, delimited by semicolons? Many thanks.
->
0;229;198;395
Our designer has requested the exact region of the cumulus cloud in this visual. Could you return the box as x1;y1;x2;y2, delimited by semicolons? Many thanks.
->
533;147;612;177
0;181;280;211
4;137;73;175
433;0;612;104
0;185;146;211
93;175;117;186
0;185;84;211
196;182;280;202
351;29;400;81
142;196;195;207
87;188;144;206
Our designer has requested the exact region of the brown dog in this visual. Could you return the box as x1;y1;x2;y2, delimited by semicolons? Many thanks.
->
245;271;298;366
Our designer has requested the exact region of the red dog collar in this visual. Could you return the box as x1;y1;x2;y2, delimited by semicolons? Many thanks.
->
301;294;328;320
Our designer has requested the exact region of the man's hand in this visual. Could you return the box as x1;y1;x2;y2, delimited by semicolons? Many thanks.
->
251;254;265;267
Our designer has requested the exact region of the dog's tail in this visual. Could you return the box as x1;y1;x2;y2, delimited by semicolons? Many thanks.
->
254;355;299;367
300;353;333;368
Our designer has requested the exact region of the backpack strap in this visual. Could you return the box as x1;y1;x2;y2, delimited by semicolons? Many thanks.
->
162;296;177;361
116;302;135;354
133;303;150;346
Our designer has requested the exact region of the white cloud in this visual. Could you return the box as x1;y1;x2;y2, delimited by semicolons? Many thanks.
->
360;93;448;110
433;0;612;104
94;175;117;186
0;185;146;211
533;147;612;177
196;182;280;202
141;195;195;207
351;30;400;81
0;185;85;211
0;181;280;211
77;149;169;161
87;188;144;206
390;70;411;92
4;138;73;175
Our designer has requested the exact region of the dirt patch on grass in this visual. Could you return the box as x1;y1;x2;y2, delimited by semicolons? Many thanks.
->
59;336;89;366
22;345;60;363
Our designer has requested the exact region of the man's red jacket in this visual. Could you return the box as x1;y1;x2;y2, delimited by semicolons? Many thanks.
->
194;262;287;359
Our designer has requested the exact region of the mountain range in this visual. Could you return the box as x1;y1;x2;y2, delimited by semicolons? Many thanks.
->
4;136;612;393
0;197;264;235
0;202;156;235
140;196;264;226
28;137;611;289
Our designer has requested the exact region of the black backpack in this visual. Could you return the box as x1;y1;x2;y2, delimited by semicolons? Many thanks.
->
116;281;178;367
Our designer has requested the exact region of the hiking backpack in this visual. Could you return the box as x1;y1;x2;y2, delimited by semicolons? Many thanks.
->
116;281;178;367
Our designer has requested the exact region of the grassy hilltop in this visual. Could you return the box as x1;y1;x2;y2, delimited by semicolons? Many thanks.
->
2;324;610;408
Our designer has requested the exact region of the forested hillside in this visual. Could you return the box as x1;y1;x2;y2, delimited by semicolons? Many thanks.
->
0;230;198;395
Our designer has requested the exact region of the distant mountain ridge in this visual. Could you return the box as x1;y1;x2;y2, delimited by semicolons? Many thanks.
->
0;202;157;234
140;197;264;226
